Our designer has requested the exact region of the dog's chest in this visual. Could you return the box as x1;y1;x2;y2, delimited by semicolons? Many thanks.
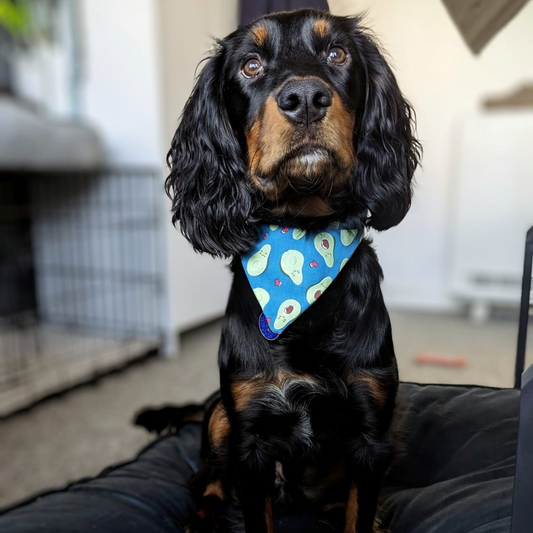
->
233;370;349;461
251;374;351;502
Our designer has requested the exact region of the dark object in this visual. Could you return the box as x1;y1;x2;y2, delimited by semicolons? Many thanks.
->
134;404;205;434
0;177;36;317
133;394;219;434
165;10;421;532
240;0;329;26
484;84;533;109
511;227;533;533
442;0;529;54
511;365;533;533
0;383;519;532
514;227;532;389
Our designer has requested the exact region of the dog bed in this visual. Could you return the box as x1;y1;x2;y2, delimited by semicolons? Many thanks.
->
0;382;519;533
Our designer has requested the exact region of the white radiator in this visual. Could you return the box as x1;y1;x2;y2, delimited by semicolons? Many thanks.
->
450;110;533;320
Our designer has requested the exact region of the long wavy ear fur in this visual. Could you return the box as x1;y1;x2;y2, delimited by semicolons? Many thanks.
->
165;45;259;258
352;21;422;231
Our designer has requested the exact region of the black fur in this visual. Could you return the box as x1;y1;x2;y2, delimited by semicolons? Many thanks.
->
155;9;421;533
166;11;420;258
351;29;420;231
166;52;260;258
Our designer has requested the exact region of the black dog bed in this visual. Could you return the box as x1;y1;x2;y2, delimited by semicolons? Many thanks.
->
0;383;519;533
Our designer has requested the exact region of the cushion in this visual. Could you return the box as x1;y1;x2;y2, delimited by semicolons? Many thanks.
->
0;383;519;532
382;383;519;533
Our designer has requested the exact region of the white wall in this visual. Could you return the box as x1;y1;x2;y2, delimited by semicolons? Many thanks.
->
11;0;74;116
330;0;533;310
157;0;239;333
79;0;163;165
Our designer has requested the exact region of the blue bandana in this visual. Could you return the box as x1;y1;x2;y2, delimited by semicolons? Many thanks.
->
241;223;363;340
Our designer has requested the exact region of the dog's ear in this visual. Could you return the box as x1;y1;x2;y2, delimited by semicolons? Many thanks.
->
352;24;421;231
165;44;258;258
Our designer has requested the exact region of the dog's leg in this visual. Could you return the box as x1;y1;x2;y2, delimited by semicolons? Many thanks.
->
345;474;384;533
344;370;396;533
344;483;359;533
234;467;275;533
224;373;277;533
187;399;232;533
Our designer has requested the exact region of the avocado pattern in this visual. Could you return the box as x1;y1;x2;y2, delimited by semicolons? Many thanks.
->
306;276;332;304
274;299;301;330
246;244;271;276
280;250;304;285
314;232;335;267
253;287;270;309
241;223;363;338
293;228;306;240
341;229;358;246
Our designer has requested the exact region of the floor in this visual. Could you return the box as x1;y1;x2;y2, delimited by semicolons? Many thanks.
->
0;322;158;416
0;310;531;510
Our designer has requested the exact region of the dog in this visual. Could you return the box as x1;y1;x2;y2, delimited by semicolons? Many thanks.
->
138;8;420;533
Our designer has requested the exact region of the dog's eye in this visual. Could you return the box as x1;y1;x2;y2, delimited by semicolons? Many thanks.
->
241;58;263;78
327;46;347;65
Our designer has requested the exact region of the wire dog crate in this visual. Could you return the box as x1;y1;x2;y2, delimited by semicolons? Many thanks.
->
0;168;167;416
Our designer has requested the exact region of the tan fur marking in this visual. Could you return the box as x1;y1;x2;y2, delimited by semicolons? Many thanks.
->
347;373;388;408
196;507;207;519
203;480;225;500
344;484;359;533
232;370;319;411
252;26;268;46
361;375;388;407
322;92;356;172
265;496;274;533
247;95;294;196
313;19;330;38
208;401;230;448
245;84;355;212
231;380;265;411
244;120;263;187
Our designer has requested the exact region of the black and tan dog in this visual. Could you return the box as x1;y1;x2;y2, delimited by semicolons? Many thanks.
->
138;9;420;533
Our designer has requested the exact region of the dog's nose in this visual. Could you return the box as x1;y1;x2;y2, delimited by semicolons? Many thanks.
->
277;79;332;126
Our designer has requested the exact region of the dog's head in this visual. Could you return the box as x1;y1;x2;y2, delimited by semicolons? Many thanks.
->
166;9;421;258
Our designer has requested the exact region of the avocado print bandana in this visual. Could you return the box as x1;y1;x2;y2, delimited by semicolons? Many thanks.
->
241;223;364;340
